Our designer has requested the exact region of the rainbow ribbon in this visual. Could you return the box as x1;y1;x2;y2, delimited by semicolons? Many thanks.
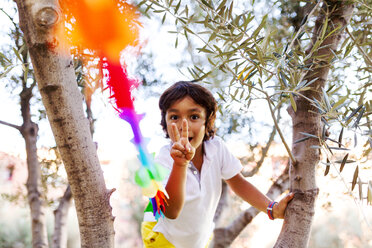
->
56;0;169;219
104;60;169;219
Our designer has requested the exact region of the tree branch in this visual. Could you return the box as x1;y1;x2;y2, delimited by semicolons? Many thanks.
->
0;119;22;130
212;163;290;247
266;94;296;163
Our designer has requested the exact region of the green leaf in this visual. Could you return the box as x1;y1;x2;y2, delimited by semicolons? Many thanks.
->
252;14;267;38
197;47;214;54
343;42;353;58
175;36;179;48
200;0;213;9
185;4;188;17
351;166;358;191
338;127;344;148
256;45;264;66
345;104;363;124
243;69;257;81
294;137;310;144
0;51;11;64
322;87;331;111
327;147;350;151
324;158;330;176
162;13;167;24
299;132;318;139
330;96;348;112
0;66;15;79
290;94;297;112
216;0;227;11
208;32;217;42
217;91;226;102
174;0;181;14
12;47;23;63
183;24;195;34
310;145;322;149
279;71;288;87
352;106;365;128
320;15;328;41
339;153;348;172
228;1;233;20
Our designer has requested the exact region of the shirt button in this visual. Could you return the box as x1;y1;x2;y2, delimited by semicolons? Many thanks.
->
188;164;192;168
193;171;197;175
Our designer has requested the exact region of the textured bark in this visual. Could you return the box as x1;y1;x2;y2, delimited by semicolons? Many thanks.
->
52;185;72;248
274;1;354;247
0;23;49;247
15;0;116;247
52;96;96;248
21;89;49;248
212;165;289;248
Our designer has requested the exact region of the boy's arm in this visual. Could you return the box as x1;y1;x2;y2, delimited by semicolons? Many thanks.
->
163;162;187;219
163;120;195;219
226;173;294;219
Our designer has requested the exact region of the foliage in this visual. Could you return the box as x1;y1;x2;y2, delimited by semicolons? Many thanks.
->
136;0;371;203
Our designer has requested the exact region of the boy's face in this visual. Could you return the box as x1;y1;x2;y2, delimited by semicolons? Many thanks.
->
165;96;206;153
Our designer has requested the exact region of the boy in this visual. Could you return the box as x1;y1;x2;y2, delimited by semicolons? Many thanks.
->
142;81;294;247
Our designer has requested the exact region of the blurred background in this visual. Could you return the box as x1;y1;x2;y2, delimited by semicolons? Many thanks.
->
1;0;371;247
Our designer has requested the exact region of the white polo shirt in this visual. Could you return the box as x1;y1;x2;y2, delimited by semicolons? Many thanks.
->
144;136;243;248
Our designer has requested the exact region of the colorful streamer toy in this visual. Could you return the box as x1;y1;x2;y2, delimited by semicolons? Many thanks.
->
56;0;169;219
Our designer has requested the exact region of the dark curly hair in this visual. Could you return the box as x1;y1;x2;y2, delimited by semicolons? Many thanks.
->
159;81;217;141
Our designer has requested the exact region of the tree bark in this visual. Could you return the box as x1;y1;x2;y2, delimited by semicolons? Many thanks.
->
15;0;116;247
52;185;73;248
274;1;354;247
7;23;49;248
52;98;96;248
20;87;49;248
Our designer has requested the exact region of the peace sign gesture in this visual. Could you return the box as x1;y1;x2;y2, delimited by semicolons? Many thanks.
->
169;119;195;167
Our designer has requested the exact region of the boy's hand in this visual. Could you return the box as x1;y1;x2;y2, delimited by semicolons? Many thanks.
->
170;119;195;167
273;192;294;219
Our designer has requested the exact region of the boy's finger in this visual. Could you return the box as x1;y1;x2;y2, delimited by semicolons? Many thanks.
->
172;142;185;152
284;193;295;203
171;149;184;158
185;142;192;153
181;119;188;139
171;123;180;141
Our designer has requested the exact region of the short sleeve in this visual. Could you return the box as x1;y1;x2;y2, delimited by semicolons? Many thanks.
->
217;138;243;180
154;144;173;184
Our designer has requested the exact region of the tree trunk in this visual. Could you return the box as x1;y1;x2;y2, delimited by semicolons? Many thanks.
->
15;1;116;247
274;1;354;247
52;99;95;248
20;86;49;248
18;29;49;248
212;164;289;247
52;185;73;248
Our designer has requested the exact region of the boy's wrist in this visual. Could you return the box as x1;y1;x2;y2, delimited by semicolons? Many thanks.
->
267;201;278;220
173;161;189;168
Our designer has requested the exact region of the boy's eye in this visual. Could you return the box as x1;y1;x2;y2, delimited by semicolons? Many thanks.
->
170;115;178;120
190;115;199;120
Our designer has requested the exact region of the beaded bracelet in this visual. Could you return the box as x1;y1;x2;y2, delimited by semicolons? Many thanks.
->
267;201;278;220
